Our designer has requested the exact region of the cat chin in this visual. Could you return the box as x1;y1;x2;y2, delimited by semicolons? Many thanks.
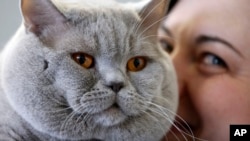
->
93;106;127;127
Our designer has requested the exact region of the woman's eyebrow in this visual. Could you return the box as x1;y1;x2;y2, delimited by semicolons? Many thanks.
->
196;35;244;58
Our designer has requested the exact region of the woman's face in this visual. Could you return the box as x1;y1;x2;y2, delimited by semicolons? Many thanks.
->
159;0;250;140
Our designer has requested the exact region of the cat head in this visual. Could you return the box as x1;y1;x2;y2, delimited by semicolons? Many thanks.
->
1;0;178;140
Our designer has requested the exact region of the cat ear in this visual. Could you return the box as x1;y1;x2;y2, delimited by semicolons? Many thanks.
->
21;0;66;35
138;0;169;38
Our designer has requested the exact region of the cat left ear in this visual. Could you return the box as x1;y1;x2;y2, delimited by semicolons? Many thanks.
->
21;0;66;35
138;0;169;38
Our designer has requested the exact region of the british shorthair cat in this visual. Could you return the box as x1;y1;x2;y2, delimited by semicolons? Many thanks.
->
0;0;178;140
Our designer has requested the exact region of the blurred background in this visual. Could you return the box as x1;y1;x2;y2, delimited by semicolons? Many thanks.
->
0;1;21;49
0;0;142;49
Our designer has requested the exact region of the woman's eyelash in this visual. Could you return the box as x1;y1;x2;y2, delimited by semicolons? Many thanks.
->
201;53;228;68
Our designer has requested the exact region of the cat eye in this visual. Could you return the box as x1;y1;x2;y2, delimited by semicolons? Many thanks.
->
127;57;147;72
71;53;94;69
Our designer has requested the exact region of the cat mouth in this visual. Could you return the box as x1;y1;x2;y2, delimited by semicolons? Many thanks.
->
93;102;127;127
103;103;121;113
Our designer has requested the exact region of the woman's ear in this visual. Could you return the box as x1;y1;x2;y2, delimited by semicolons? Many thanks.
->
21;0;66;35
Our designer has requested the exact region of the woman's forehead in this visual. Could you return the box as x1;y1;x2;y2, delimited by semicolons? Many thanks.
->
170;0;250;17
164;0;250;59
166;0;250;36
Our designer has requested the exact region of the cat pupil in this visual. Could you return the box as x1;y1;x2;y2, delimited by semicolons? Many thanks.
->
77;55;86;64
134;58;140;68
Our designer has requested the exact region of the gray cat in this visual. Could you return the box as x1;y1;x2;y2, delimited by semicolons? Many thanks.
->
0;0;178;140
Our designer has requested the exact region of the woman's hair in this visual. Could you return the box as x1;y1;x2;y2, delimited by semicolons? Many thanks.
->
168;0;178;13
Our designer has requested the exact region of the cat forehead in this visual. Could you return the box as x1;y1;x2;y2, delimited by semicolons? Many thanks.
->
56;22;159;59
51;7;149;50
48;0;161;57
66;8;139;29
52;0;141;37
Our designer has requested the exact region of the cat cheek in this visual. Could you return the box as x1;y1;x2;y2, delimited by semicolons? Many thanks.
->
55;61;95;91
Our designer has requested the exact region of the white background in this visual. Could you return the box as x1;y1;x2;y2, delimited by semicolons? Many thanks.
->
0;0;21;49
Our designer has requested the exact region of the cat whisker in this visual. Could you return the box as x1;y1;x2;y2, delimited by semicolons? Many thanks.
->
145;104;190;141
147;98;188;129
42;106;71;114
61;101;93;123
147;100;208;141
137;99;187;141
45;94;68;106
142;109;169;138
75;112;86;124
129;96;174;137
58;104;88;138
75;106;94;126
141;109;159;122
167;117;190;141
59;110;75;137
147;101;192;136
139;35;162;41
165;129;182;141
132;0;149;33
138;15;168;38
134;0;165;35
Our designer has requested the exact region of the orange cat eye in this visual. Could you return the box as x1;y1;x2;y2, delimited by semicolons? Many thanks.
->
127;57;147;72
71;52;94;69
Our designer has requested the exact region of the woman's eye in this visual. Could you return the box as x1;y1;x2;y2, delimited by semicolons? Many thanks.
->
159;39;174;53
198;52;228;75
71;52;94;69
201;53;227;68
127;57;147;72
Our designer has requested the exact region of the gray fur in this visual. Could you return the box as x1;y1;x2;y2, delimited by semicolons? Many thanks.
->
0;0;178;140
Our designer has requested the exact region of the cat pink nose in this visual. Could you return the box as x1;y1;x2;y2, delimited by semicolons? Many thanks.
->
107;82;124;93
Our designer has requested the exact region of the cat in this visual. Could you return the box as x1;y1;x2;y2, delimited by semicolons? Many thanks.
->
0;0;178;140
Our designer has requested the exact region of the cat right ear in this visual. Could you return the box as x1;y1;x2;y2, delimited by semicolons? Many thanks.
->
21;0;66;36
137;0;169;39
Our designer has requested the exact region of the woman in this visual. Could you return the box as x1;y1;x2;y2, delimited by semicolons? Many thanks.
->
159;0;250;140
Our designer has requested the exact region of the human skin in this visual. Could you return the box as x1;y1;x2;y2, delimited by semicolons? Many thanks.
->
159;0;250;140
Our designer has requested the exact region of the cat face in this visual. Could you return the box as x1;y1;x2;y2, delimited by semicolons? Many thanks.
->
1;0;178;140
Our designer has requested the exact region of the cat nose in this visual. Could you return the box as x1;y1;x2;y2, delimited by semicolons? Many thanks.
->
107;82;124;93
